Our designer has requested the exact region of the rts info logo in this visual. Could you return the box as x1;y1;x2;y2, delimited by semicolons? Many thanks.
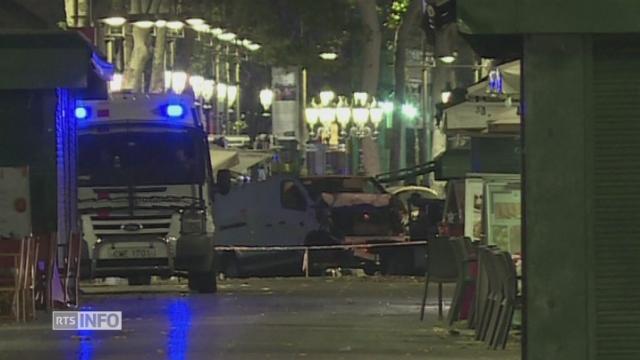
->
52;311;122;331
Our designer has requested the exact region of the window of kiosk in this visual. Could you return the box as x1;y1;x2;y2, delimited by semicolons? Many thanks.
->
484;181;521;254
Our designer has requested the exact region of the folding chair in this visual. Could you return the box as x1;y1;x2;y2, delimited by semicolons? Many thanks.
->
420;236;458;321
20;237;38;321
491;251;520;349
476;246;502;342
447;237;477;327
0;238;25;322
64;233;82;307
484;250;509;347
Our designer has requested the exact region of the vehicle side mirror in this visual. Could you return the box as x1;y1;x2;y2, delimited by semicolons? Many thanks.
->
216;169;232;195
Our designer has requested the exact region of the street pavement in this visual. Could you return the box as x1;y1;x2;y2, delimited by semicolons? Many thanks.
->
0;276;521;360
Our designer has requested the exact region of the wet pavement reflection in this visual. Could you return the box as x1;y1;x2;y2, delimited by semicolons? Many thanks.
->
0;277;520;360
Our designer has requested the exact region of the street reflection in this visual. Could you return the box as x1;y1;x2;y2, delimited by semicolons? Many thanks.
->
167;299;192;360
75;305;94;360
75;329;93;360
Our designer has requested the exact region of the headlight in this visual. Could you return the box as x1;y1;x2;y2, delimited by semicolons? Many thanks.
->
181;210;205;234
164;236;178;244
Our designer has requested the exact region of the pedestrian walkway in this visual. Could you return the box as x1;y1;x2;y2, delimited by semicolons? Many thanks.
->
0;277;520;359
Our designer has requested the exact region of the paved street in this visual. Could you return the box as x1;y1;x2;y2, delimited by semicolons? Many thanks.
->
0;277;520;360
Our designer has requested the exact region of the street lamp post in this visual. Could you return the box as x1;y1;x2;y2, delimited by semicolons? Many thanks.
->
201;79;215;133
100;16;126;76
211;42;221;134
222;43;232;134
234;46;242;132
379;101;394;172
304;92;386;175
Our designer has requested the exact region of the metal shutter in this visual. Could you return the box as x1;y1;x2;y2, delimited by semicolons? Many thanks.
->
592;35;640;360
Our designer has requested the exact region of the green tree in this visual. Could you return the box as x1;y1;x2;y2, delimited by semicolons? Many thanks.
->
210;0;350;67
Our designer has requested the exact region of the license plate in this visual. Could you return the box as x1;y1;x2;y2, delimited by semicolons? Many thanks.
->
110;248;157;258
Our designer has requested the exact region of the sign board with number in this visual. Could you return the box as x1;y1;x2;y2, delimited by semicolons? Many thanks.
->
445;101;519;132
0;167;31;238
464;178;485;241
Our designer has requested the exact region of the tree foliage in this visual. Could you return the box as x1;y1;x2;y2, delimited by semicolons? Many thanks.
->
67;0;424;105
385;0;411;29
209;0;354;69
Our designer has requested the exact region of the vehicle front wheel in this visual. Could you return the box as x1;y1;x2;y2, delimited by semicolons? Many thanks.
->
188;270;217;293
219;252;242;279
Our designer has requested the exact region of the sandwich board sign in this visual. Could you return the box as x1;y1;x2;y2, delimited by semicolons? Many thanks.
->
0;167;31;238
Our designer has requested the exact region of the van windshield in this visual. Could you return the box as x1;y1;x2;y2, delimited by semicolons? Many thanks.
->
78;129;205;187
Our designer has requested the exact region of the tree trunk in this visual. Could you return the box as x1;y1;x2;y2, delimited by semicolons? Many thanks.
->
175;30;196;72
390;0;422;173
130;0;142;14
149;0;170;93
123;26;152;92
149;27;167;93
355;0;381;95
64;0;89;27
122;0;159;92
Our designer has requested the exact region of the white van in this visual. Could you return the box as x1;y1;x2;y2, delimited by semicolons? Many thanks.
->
213;175;412;276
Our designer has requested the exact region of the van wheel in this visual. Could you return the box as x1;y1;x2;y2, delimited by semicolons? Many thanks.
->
188;269;217;293
221;253;241;278
128;275;151;286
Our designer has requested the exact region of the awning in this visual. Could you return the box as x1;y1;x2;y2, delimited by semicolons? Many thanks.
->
210;146;239;171
0;31;111;90
229;150;274;174
388;186;445;201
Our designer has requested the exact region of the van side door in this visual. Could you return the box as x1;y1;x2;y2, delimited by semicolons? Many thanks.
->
274;179;314;246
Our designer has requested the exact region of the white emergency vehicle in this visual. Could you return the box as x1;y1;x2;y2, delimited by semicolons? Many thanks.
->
76;93;217;292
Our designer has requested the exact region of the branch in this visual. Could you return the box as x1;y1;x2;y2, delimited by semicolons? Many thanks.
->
143;0;153;14
355;0;382;94
130;0;141;14
149;0;161;14
397;0;422;40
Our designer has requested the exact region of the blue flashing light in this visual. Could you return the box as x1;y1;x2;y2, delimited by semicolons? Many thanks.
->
165;104;185;118
489;69;504;94
75;106;89;119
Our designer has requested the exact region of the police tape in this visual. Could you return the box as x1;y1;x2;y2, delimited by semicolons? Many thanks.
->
213;240;427;252
213;240;427;276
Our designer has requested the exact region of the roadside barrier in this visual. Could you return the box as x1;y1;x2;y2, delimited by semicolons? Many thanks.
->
214;240;427;277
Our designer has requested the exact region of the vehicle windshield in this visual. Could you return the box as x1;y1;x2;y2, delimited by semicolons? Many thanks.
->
78;128;205;187
301;177;385;199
